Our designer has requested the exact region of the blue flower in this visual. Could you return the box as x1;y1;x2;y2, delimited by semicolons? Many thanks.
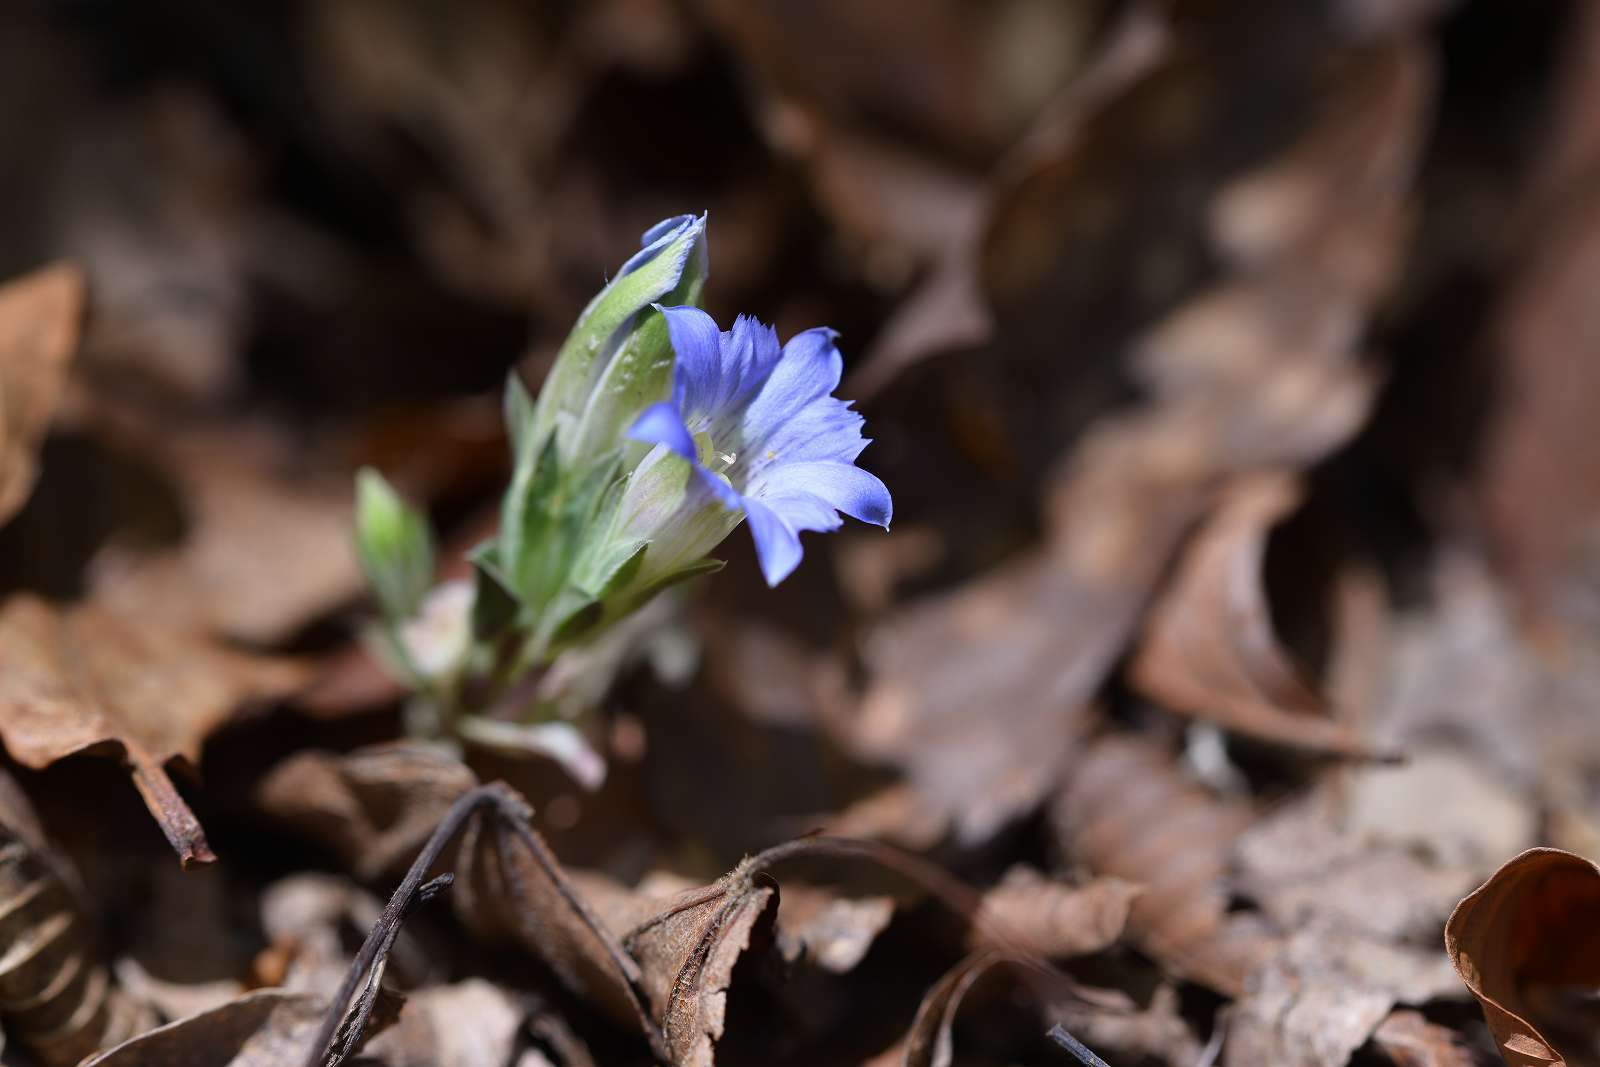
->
625;306;891;586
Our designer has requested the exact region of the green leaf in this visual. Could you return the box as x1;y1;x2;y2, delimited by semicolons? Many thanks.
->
499;432;562;601
354;468;434;621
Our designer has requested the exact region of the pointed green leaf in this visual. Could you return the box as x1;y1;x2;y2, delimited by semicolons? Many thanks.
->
354;468;434;621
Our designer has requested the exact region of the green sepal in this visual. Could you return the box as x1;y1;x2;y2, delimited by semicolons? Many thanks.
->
615;556;725;618
529;215;707;451
570;309;675;460
503;370;537;455
467;542;520;641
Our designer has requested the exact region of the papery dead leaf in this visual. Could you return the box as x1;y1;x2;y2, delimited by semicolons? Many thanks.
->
80;989;323;1067
1224;922;1462;1067
0;768;153;1065
971;867;1140;960
0;263;84;528
360;979;595;1067
1052;735;1274;995
1446;847;1600;1067
1371;1010;1479;1067
1234;774;1520;945
898;950;1108;1067
259;743;478;881
1477;3;1600;628
774;885;895;974
847;543;1172;848
0;594;308;865
1052;983;1204;1067
614;864;778;1067
1129;472;1387;758
901;951;1020;1067
451;791;662;1052
845;37;1429;850
88;426;362;646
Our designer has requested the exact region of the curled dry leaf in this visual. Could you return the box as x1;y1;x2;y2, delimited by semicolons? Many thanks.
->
899;950;1107;1067
1370;1010;1478;1067
0;594;309;865
971;867;1141;960
258;743;479;881
614;865;778;1067
774;885;895;974
0;262;84;528
1129;472;1386;759
0;768;153;1065
845;37;1428;851
80;989;324;1067
1052;735;1274;995
504;857;778;1067
1446;847;1600;1067
450;790;662;1052
901;951;1020;1067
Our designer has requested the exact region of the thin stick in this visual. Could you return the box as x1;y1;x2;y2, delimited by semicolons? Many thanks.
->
1048;1022;1112;1066
303;784;530;1067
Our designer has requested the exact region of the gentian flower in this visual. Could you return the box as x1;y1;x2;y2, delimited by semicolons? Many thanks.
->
625;306;891;586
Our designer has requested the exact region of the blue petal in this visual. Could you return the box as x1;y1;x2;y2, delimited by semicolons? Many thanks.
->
755;460;892;528
743;328;843;441
627;401;696;460
743;497;804;586
658;305;723;414
717;315;783;414
747;395;870;471
620;215;696;276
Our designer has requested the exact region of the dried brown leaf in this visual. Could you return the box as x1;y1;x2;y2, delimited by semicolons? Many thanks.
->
773;884;895;974
0;594;308;865
843;38;1429;851
89;430;362;646
1053;982;1205;1067
0;263;84;527
80;989;323;1067
1446;848;1600;1067
1129;472;1389;758
258;743;478;882
1477;4;1600;627
361;979;593;1067
1371;1010;1479;1067
900;951;1021;1067
451;795;661;1052
0;768;153;1065
971;867;1140;960
847;542;1170;848
898;950;1101;1067
1224;923;1461;1067
617;865;778;1067
1234;774;1520;946
1052;735;1275;995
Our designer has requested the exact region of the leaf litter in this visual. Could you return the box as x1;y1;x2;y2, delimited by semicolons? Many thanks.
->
0;2;1597;1066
